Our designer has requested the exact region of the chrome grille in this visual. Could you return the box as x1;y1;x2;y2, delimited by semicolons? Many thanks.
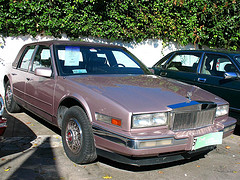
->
171;108;216;131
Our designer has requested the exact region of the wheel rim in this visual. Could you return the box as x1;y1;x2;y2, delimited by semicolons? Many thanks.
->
5;85;12;108
65;118;83;154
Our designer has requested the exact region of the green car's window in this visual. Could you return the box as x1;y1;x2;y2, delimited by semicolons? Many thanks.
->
235;56;240;64
201;54;238;77
166;53;201;73
155;52;174;68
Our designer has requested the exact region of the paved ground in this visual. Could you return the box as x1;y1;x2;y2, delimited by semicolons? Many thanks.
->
0;110;239;180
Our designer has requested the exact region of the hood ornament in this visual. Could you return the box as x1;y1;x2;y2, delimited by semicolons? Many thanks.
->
186;91;192;103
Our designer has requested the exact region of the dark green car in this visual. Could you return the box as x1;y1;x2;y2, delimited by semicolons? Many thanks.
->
153;50;240;118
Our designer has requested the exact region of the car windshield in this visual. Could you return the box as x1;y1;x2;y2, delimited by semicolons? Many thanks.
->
54;45;151;76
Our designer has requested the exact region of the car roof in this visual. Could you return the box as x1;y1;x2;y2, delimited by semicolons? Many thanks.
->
172;50;240;57
23;40;124;49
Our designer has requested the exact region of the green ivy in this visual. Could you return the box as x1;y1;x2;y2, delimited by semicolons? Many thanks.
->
0;0;239;50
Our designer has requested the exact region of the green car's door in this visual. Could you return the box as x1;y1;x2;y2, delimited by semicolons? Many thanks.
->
194;53;240;111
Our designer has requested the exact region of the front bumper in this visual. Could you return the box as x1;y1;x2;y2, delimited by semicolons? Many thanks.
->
93;116;236;165
97;145;216;166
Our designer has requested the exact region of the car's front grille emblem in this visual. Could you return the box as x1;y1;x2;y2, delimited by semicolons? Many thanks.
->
186;91;192;103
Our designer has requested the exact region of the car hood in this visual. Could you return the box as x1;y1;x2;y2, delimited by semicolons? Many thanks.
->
68;74;224;113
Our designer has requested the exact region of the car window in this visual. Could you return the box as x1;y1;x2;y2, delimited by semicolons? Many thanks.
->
166;53;201;73
31;46;52;72
112;51;139;67
201;54;237;77
234;56;240;64
155;52;174;68
18;46;35;70
54;45;148;75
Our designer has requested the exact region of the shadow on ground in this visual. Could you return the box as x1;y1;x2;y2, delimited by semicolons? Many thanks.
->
0;137;62;180
2;111;37;138
0;112;37;157
0;111;62;179
26;111;61;135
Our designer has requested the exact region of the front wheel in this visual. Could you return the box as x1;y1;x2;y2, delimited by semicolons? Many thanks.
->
61;106;97;164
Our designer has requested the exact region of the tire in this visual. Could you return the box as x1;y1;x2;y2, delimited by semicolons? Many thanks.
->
4;81;21;113
61;106;97;164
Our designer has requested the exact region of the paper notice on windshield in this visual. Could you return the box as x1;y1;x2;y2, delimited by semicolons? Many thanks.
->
64;46;82;66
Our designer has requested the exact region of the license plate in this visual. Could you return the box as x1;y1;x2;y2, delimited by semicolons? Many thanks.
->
192;132;223;150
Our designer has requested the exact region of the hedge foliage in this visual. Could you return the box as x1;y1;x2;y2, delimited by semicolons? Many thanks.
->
0;0;239;50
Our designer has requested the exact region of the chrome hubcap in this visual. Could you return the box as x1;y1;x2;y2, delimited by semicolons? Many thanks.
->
65;119;83;154
6;85;12;108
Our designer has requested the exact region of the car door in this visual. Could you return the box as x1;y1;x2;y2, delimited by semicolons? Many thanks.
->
195;53;240;111
154;52;203;85
11;45;36;106
24;45;55;122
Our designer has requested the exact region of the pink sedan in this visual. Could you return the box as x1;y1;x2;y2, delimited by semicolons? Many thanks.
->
4;41;237;166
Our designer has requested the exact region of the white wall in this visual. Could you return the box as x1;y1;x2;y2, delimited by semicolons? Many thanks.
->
0;35;196;95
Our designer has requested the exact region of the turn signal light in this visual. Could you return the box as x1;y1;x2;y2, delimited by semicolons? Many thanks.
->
95;113;122;127
111;119;122;126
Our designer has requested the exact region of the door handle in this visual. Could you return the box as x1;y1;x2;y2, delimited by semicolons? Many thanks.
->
11;73;17;76
160;72;167;76
197;78;206;83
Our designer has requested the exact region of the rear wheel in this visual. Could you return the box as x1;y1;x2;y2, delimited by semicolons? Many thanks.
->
4;81;21;113
61;106;97;164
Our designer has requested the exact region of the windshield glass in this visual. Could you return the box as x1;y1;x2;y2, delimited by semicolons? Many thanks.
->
54;45;151;76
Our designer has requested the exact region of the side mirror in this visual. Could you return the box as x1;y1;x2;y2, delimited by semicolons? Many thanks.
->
34;67;52;78
224;72;239;79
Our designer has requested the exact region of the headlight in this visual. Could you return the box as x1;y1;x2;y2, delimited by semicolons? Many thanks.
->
132;112;168;128
216;105;229;117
